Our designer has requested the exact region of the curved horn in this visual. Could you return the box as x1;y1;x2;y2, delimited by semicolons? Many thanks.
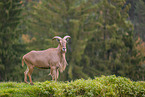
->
63;36;71;40
52;36;62;40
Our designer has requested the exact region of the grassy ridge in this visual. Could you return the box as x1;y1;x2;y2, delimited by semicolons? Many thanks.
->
0;75;144;97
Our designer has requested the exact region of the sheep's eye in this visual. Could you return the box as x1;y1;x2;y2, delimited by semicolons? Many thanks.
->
56;39;60;42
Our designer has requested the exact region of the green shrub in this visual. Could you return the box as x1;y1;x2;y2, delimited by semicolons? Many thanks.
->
0;75;144;97
0;93;10;97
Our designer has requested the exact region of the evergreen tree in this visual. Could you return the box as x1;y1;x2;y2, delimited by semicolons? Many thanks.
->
0;0;24;81
134;37;145;80
134;0;145;41
23;0;100;81
83;0;144;80
23;0;144;81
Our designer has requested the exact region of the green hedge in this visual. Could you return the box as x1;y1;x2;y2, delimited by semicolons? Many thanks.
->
0;75;144;97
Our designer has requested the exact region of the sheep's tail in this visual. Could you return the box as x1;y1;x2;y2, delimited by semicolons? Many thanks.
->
22;56;25;67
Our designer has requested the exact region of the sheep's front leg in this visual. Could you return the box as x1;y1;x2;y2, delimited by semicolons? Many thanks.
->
56;69;59;80
50;66;57;81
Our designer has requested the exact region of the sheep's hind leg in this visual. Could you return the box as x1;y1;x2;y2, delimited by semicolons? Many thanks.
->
24;67;29;84
27;65;34;85
24;60;34;85
50;69;55;81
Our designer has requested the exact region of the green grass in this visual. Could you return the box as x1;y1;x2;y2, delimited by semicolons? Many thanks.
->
0;75;144;97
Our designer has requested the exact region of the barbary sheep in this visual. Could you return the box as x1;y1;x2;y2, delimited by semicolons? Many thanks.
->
22;36;71;85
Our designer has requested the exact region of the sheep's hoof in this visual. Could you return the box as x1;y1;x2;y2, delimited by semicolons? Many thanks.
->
30;83;34;85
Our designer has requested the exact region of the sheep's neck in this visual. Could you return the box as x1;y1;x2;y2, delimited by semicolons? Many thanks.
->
57;44;65;54
57;44;68;72
57;44;67;64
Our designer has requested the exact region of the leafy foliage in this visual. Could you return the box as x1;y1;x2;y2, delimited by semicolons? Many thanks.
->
0;75;144;97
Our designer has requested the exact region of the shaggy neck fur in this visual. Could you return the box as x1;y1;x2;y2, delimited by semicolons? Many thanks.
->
57;44;68;72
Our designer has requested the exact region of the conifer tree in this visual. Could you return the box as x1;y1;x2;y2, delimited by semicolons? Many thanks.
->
23;0;100;80
24;0;144;81
0;0;23;81
83;0;144;80
134;0;145;41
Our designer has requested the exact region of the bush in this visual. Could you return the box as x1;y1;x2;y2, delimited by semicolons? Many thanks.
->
0;75;144;97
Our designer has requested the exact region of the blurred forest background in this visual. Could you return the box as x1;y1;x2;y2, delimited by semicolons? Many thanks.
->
0;0;145;82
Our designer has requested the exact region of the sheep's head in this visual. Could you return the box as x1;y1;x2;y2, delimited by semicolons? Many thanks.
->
53;36;71;53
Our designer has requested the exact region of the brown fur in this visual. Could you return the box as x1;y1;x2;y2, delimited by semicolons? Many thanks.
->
22;36;70;85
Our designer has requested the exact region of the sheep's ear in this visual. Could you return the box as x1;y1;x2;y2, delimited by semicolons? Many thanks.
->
66;38;70;42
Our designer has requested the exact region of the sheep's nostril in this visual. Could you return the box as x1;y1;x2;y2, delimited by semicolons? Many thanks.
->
62;48;66;51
